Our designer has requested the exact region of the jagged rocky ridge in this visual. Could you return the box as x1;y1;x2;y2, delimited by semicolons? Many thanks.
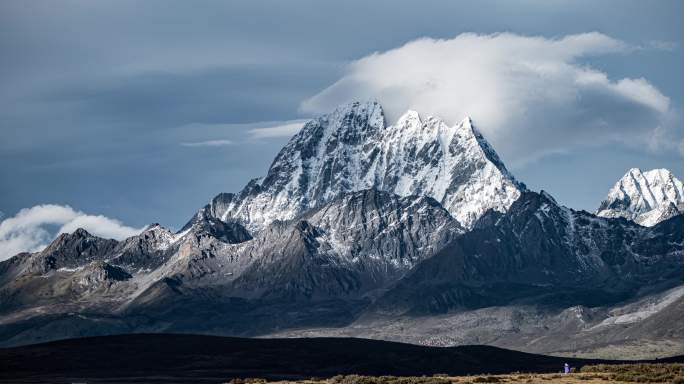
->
0;188;461;332
0;102;683;358
374;191;684;314
597;168;684;226
202;101;523;232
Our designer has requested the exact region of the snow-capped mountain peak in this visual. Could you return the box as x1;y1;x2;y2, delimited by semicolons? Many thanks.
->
204;101;524;231
596;167;684;226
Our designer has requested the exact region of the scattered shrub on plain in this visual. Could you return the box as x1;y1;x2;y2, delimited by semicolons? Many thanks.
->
580;363;684;383
329;375;451;384
227;379;267;384
472;377;500;383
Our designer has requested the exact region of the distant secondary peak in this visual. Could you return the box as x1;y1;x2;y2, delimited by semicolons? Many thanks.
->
597;167;684;226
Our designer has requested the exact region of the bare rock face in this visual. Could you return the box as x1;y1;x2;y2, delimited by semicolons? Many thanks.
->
70;261;132;292
597;168;684;226
180;207;252;244
227;189;462;300
22;228;119;276
110;224;177;270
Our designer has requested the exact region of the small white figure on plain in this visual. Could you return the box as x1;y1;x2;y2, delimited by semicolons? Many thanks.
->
564;363;570;374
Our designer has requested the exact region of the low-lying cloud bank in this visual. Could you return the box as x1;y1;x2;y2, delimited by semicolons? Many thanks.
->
302;32;677;166
0;205;142;261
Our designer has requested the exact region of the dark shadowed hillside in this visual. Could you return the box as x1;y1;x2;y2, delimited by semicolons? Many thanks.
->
3;334;684;384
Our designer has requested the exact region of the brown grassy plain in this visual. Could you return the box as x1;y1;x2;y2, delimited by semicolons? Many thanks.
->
231;363;684;384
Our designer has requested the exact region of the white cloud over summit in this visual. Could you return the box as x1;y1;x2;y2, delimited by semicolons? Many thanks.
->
302;32;676;166
0;205;142;261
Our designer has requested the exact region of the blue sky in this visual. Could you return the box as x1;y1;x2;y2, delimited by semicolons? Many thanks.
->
1;1;683;247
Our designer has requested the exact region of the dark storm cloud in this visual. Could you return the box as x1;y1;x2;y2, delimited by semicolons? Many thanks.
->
43;63;336;127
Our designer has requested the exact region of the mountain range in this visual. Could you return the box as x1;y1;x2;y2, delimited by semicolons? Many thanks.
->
1;101;682;359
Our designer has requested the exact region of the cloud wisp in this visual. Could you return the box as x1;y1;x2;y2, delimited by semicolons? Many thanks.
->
175;119;307;149
248;120;307;139
0;204;142;261
180;139;233;147
302;32;676;167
